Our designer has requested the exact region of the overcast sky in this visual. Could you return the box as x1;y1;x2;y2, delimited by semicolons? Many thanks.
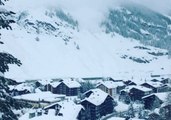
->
9;0;171;31
56;0;171;30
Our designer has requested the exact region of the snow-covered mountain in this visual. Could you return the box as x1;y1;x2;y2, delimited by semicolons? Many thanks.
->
102;3;171;54
1;0;171;81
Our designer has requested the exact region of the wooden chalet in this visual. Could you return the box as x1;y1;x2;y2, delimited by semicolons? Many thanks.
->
141;81;166;93
45;78;81;96
160;103;171;120
142;93;168;110
150;77;171;84
129;86;153;101
96;81;125;97
81;89;115;120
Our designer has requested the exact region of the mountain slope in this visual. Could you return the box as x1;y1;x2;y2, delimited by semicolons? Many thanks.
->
1;0;171;81
102;3;171;54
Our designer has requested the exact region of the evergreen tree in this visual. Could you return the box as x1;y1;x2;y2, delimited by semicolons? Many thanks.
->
0;1;31;119
80;81;95;93
0;0;15;37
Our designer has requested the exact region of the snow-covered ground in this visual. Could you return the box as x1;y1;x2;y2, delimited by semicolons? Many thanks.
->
1;0;171;82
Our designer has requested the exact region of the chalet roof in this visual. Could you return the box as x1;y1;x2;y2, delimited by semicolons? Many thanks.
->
142;92;168;102
12;83;33;92
44;100;83;119
62;78;81;88
149;108;160;115
50;82;61;88
161;102;171;108
14;91;65;103
142;81;164;88
57;100;83;119
131;86;152;92
98;81;124;89
19;109;65;120
151;77;171;82
122;85;137;92
82;88;110;106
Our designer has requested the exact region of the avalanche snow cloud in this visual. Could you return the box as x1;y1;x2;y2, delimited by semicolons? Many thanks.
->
1;0;171;81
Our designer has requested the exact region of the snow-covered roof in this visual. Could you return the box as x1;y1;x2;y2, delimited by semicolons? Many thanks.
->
97;81;125;89
62;78;81;88
122;85;137;92
131;86;152;92
142;81;164;88
149;108;160;115
35;88;42;93
44;100;83;120
19;110;66;120
123;85;152;92
82;88;110;106
161;102;171;108
50;82;61;88
142;92;168;102
13;83;33;92
14;91;65;102
57;100;83;119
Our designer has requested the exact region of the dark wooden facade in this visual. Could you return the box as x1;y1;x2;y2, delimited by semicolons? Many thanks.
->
160;78;171;84
44;84;53;92
142;94;163;110
160;104;171;120
129;88;152;101
81;96;114;120
141;83;166;93
53;82;80;96
147;112;162;120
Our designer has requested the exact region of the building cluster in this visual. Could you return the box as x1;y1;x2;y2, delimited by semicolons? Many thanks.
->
9;76;171;120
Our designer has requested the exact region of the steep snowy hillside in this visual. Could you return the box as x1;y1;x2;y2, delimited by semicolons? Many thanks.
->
102;3;171;54
1;0;171;81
